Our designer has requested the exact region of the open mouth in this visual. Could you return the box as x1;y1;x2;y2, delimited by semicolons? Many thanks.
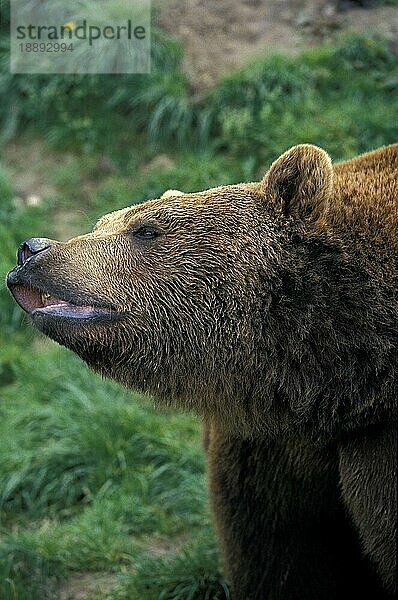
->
9;283;115;320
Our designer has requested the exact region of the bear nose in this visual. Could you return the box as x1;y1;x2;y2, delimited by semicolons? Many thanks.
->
17;237;52;266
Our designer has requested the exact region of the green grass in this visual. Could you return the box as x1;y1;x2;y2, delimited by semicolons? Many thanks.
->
0;356;204;524
0;347;213;598
210;34;398;170
117;531;229;600
1;29;397;167
0;535;64;600
0;29;397;599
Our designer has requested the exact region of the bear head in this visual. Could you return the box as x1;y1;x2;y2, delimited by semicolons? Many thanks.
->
9;144;390;437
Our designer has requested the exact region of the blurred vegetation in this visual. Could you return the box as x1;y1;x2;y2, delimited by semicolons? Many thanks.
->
0;3;397;595
1;15;397;167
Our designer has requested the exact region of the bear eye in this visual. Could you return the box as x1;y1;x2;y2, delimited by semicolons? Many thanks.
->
132;225;160;241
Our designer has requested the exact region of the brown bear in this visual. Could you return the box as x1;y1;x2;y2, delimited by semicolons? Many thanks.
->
7;144;397;599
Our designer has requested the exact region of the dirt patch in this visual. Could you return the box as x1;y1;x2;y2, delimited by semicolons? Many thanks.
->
58;535;187;599
144;532;188;557
343;4;398;41
156;0;398;88
59;571;118;600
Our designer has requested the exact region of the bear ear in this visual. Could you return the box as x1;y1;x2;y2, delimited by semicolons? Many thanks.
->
263;144;333;220
161;189;185;199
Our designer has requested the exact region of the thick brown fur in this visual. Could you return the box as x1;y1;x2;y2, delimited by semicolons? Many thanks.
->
7;144;397;599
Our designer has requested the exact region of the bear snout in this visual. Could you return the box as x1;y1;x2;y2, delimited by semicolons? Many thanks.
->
17;237;53;266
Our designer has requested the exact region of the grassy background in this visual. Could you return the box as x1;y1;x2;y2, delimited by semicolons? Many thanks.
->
0;12;397;599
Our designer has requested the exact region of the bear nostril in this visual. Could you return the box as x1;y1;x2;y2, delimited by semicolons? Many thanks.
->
17;243;33;265
17;238;52;266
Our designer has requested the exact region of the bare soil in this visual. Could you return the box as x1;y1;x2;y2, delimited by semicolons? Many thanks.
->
59;572;118;600
156;0;398;88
